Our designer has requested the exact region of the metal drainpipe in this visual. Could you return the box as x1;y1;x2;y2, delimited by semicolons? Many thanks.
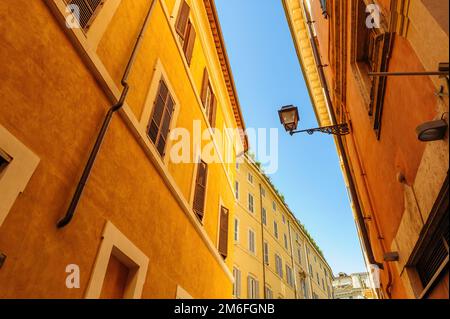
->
57;0;157;228
300;2;383;270
287;220;298;299
259;183;267;299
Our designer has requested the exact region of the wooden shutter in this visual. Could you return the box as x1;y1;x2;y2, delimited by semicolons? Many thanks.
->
247;276;251;299
148;79;175;157
175;0;190;38
193;160;208;220
201;68;209;107
209;95;217;128
218;206;229;259
183;21;196;65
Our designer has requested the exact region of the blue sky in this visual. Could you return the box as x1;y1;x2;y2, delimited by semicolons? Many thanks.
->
216;0;367;275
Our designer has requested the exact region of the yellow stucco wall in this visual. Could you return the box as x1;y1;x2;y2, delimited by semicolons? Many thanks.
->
0;0;241;298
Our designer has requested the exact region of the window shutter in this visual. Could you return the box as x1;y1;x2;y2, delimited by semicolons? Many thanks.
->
255;280;260;299
247;276;251;299
201;68;209;107
183;21;196;65
236;269;241;298
148;79;174;157
193;161;208;220
209;95;217;128
218;206;229;259
175;0;190;39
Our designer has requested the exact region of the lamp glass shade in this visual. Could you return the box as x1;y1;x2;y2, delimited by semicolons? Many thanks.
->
278;105;299;132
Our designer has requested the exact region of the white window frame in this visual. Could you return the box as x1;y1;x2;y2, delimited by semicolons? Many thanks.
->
273;221;278;239
233;266;241;298
176;285;193;299
85;221;149;299
248;193;254;213
0;125;40;227
275;254;283;278
247;275;259;299
53;0;121;51
247;172;253;184
248;228;256;255
263;241;269;265
234;217;240;243
262;207;267;225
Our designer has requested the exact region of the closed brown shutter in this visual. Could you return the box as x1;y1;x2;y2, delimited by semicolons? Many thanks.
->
209;95;217;128
193;160;208;220
201;68;209;107
218;206;229;259
183;21;196;65
175;0;190;39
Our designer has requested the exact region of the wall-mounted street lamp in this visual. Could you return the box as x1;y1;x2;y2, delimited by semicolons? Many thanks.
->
278;105;350;136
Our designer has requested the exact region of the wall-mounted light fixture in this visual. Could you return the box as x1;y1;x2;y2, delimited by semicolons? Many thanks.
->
278;105;350;136
416;117;448;142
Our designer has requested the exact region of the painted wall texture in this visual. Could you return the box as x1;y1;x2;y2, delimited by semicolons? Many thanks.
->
283;0;448;299
0;0;246;298
233;155;334;299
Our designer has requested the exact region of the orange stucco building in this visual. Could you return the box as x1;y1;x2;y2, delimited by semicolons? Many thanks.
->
0;0;246;298
283;0;448;299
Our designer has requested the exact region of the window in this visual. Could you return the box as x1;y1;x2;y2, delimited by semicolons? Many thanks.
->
248;193;254;213
248;229;256;254
175;0;196;64
297;248;302;264
0;148;12;176
148;79;175;157
85;221;149;298
301;279;308;299
265;286;273;299
248;172;253;184
0;126;40;227
233;267;241;298
261;187;266;197
284;234;288;250
322;278;325;290
193;160;208;221
235;181;239;200
275;254;283;278
263;242;269;265
200;68;217;127
247;276;259;299
67;0;105;32
282;214;286;224
218;206;229;259
351;0;392;137
234;218;239;242
286;265;294;287
272;201;276;211
316;273;320;284
236;162;240;170
273;221;278;239
309;264;313;276
261;207;267;225
411;176;449;297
